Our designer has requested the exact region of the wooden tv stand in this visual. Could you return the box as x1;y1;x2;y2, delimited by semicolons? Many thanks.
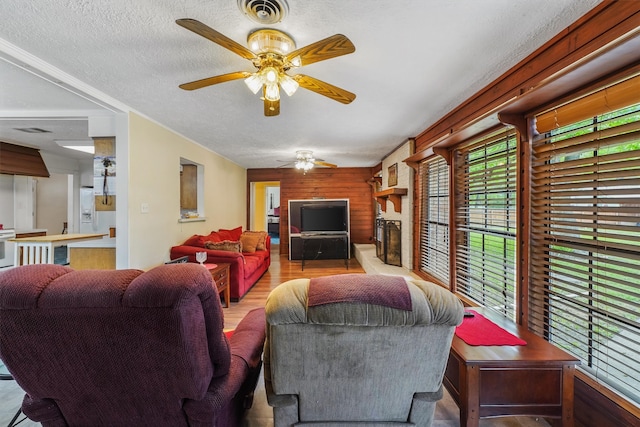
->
443;307;580;427
300;232;349;270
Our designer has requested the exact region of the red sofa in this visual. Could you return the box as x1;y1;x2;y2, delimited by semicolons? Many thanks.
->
170;228;270;300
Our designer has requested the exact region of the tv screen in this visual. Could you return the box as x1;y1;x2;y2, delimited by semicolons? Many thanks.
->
300;205;346;233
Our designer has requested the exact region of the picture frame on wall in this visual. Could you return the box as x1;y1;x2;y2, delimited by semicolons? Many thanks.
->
388;163;398;187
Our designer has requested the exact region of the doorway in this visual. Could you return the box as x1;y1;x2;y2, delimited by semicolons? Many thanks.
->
250;181;280;243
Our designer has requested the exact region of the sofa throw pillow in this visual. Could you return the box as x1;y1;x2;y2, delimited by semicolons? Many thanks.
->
183;234;206;248
206;231;223;243
218;226;243;241
240;232;261;253
242;231;268;251
204;240;242;253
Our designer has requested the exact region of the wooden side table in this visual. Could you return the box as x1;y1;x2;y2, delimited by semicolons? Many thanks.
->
443;307;580;427
204;263;230;308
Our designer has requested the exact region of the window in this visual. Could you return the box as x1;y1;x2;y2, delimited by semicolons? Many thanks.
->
530;99;640;403
179;158;204;221
454;129;517;319
419;156;449;283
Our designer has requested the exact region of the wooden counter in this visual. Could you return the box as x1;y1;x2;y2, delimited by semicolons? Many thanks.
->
10;233;107;265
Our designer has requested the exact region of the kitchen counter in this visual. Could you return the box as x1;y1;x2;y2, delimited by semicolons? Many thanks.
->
15;229;48;238
15;228;48;234
10;233;107;265
67;237;116;248
67;237;116;270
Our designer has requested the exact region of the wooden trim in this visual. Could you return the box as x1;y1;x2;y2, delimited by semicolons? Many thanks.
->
404;147;434;170
516;118;533;328
574;371;640;427
373;188;408;213
404;146;452;170
498;112;527;136
414;1;640;151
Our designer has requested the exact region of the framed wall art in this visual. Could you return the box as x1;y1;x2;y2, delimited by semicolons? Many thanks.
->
388;163;398;187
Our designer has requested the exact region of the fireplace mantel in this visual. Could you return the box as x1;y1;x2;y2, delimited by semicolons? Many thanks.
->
374;188;408;213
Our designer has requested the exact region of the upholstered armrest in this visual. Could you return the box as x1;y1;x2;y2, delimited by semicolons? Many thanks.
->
229;308;266;369
21;395;67;427
170;245;246;264
184;308;266;425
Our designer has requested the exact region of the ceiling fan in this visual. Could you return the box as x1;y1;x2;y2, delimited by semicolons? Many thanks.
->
176;18;356;116
278;150;337;173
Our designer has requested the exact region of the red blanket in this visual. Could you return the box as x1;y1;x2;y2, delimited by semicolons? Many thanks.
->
308;274;412;311
455;310;526;346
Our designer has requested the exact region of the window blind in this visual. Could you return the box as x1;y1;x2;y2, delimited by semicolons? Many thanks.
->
454;128;517;319
536;74;640;133
419;156;449;283
530;100;640;403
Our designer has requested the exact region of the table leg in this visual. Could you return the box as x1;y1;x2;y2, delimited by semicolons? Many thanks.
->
223;286;230;308
344;236;348;269
460;364;480;427
561;365;575;427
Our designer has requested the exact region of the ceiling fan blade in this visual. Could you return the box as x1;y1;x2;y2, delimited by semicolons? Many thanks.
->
293;74;356;104
179;71;252;91
286;34;355;67
263;89;280;116
176;18;257;61
314;160;337;168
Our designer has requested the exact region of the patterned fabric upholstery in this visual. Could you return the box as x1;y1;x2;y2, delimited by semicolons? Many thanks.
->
264;275;464;427
0;263;266;427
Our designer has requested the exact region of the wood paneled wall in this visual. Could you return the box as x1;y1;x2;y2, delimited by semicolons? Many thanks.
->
247;167;376;255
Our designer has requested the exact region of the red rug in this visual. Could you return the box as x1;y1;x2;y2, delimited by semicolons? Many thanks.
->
455;310;527;346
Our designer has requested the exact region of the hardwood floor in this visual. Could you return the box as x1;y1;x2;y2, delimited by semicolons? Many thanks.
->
222;244;364;329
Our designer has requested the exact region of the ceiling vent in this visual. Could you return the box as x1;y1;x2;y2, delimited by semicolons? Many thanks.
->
13;127;51;134
237;0;288;25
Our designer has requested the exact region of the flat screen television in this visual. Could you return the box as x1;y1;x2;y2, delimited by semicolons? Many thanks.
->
300;205;347;233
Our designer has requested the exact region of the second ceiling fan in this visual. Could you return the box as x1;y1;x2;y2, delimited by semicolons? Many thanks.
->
176;18;356;116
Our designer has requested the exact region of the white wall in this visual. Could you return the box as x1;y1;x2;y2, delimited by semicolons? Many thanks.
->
0;175;15;229
380;139;414;270
127;112;246;270
40;151;92;234
35;173;68;234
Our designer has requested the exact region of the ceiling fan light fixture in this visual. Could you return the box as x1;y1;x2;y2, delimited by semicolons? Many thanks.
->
247;29;296;55
295;160;314;172
294;150;315;171
279;74;299;96
264;67;278;83
244;74;263;94
264;82;280;101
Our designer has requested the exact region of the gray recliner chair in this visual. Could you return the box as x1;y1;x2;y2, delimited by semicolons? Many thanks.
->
264;273;464;426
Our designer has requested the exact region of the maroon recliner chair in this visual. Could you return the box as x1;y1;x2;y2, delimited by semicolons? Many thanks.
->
0;263;266;427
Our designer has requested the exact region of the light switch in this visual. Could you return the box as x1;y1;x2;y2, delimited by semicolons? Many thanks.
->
141;203;149;214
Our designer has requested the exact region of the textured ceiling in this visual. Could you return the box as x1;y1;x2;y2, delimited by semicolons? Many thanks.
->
0;0;601;168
